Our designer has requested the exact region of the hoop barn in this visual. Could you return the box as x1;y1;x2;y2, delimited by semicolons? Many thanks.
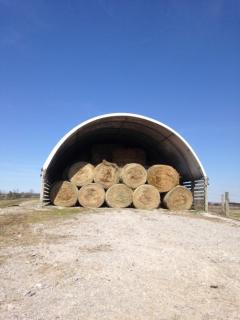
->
41;113;208;210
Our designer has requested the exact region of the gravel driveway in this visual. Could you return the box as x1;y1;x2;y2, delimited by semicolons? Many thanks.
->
1;203;240;319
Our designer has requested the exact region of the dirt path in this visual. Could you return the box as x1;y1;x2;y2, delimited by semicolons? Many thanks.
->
1;204;240;319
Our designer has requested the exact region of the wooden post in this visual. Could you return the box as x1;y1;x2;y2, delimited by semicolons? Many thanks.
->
221;194;225;214
222;192;230;216
224;192;230;217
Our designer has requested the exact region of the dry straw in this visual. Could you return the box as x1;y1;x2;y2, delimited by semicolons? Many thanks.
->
106;184;133;208
50;181;78;207
68;162;94;187
78;183;105;208
163;185;193;210
133;184;160;209
121;163;147;189
94;160;120;189
147;164;179;192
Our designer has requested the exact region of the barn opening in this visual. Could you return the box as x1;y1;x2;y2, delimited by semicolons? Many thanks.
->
41;113;208;210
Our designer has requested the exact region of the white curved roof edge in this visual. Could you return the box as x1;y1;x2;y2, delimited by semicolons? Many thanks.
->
42;113;207;178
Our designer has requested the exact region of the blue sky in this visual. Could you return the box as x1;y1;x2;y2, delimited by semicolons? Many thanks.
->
0;0;239;202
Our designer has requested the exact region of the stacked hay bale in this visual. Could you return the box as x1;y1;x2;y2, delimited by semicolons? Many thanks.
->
146;165;193;210
50;156;193;211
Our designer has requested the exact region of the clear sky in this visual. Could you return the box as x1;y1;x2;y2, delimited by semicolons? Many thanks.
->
0;0;239;202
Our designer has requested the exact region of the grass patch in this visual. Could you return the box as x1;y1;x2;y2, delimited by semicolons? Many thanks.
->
0;206;89;248
208;204;240;221
0;197;38;208
229;209;240;220
0;207;86;228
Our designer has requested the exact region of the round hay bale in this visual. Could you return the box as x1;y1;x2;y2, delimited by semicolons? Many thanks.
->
106;184;133;208
68;162;94;187
94;160;120;189
133;185;160;210
147;165;179;192
50;181;78;207
78;183;105;208
163;186;193;211
121;163;147;189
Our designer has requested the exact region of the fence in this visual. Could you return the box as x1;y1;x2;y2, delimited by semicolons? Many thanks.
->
208;192;240;220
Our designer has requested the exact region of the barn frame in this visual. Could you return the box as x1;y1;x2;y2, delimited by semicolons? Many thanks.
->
41;113;208;211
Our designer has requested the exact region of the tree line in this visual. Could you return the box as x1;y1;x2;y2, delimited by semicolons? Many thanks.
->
0;189;39;199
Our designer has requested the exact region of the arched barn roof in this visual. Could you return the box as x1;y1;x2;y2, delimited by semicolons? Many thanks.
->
42;113;206;182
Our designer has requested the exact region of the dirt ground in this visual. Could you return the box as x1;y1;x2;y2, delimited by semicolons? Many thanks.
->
1;200;240;320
